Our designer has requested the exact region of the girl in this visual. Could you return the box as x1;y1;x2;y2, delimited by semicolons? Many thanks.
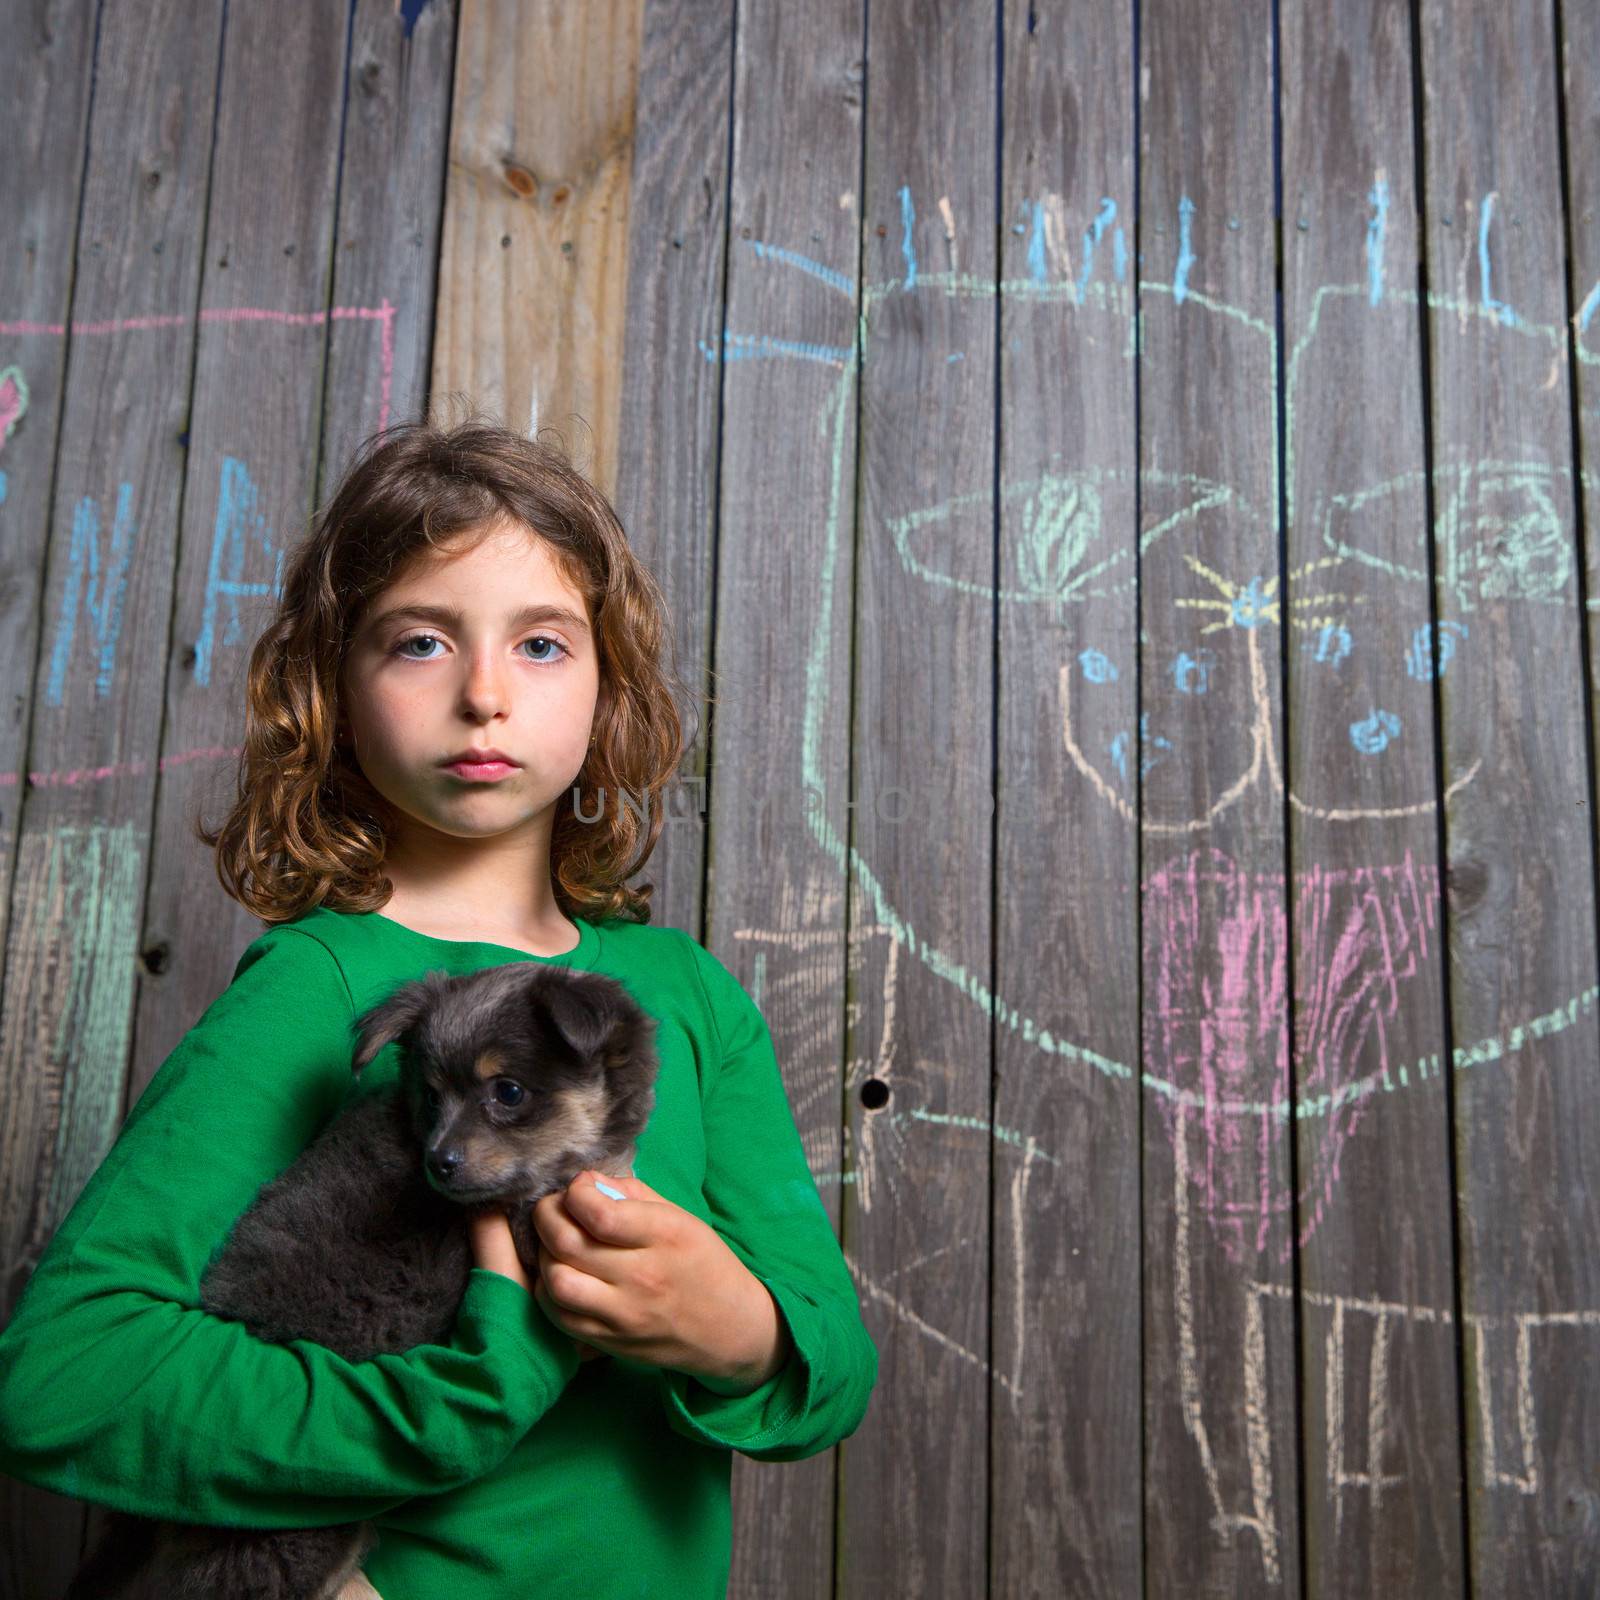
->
0;416;878;1599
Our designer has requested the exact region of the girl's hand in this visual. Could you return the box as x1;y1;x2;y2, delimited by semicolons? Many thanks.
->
467;1206;605;1362
529;1172;793;1391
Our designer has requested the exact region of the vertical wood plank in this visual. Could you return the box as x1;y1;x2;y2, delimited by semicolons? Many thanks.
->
1138;0;1302;1590
1279;1;1467;1591
318;0;459;482
0;2;223;1594
994;1;1142;1592
1560;0;1600;965
842;1;997;1592
432;0;641;494
131;0;352;1098
701;4;866;1591
1418;1;1600;1589
611;0;734;934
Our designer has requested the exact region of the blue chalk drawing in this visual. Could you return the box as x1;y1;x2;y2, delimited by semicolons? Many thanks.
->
1308;621;1352;665
195;457;285;689
1404;619;1468;680
1172;648;1215;694
1173;194;1196;305
1350;708;1401;754
1366;176;1388;305
1579;280;1600;336
1139;714;1174;776
699;331;853;366
1112;715;1174;782
747;239;853;297
1027;201;1049;283
48;482;136;705
1230;575;1271;627
1079;648;1117;683
0;469;7;506
899;185;917;291
1077;197;1117;303
1478;192;1520;327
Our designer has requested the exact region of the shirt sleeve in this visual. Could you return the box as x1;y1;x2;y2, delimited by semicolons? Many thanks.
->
0;923;580;1526
654;931;879;1462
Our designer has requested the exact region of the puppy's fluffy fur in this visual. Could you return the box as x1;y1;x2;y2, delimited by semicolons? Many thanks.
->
67;961;659;1600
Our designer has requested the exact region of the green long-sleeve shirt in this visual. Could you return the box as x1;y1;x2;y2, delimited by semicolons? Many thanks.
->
0;907;877;1598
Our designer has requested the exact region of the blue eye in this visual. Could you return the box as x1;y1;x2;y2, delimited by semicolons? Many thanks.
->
389;632;570;664
493;1080;525;1107
523;635;569;663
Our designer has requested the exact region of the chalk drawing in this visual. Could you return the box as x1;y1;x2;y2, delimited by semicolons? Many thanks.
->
195;456;287;688
47;483;136;706
0;363;28;447
0;299;397;432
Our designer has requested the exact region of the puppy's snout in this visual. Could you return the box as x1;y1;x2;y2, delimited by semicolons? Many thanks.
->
427;1147;464;1184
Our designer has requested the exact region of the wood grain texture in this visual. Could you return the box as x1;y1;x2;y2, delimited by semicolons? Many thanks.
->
318;0;459;487
1137;0;1301;1592
432;0;642;492
610;0;735;934
1418;1;1600;1591
130;0;350;1106
703;1;863;1590
0;3;223;1593
1280;2;1466;1592
995;0;1141;1593
844;1;997;1593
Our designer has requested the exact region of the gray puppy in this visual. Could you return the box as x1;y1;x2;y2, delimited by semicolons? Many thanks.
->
66;960;660;1600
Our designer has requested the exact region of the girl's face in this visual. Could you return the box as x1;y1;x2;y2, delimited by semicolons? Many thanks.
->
339;520;601;850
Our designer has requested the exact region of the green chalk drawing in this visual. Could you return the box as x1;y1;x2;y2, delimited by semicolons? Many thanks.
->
22;822;147;1227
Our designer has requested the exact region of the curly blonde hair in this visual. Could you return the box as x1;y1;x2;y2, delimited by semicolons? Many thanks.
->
198;410;694;927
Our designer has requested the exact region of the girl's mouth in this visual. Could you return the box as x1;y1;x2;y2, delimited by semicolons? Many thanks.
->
443;760;517;781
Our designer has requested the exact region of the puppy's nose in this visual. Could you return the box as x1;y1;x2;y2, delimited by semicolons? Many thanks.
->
428;1148;464;1183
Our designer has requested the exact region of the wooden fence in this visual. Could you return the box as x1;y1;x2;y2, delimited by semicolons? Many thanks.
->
2;0;1598;1594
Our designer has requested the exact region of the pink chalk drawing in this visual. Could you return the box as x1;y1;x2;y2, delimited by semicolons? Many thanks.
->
0;300;395;433
0;363;28;449
1145;845;1440;1265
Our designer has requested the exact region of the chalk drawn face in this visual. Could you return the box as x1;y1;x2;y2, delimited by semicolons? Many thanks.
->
857;282;1594;1268
742;220;1598;1268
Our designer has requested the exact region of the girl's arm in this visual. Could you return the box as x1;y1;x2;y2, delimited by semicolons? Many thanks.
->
654;932;880;1462
0;924;580;1527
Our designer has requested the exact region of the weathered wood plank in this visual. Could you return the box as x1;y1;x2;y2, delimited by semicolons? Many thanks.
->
994;1;1141;1592
842;1;997;1593
694;3;864;1592
1280;1;1466;1591
1560;0;1600;1016
318;0;459;482
432;0;640;494
130;0;351;1101
1418;0;1600;1590
1137;0;1302;1591
0;3;224;1594
610;0;733;934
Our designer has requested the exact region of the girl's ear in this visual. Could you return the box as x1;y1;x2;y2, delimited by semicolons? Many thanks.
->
351;976;443;1075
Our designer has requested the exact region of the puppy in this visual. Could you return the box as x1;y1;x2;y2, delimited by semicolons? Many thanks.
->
66;960;659;1600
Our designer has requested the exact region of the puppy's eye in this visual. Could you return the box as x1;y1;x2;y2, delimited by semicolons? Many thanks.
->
493;1079;525;1107
423;1087;441;1114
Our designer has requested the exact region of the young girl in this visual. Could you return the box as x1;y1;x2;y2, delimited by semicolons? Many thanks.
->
0;417;878;1599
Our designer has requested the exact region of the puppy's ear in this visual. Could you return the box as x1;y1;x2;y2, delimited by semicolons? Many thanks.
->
351;976;441;1076
539;973;630;1062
